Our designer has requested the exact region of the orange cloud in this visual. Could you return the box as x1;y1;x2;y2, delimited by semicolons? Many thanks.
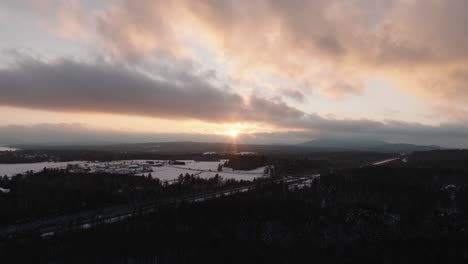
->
87;0;468;105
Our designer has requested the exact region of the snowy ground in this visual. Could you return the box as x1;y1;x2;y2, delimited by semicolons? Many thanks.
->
140;168;265;182
0;160;267;182
0;147;18;152
138;160;267;182
0;161;85;177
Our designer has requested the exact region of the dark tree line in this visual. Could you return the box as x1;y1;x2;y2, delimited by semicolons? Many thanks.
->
223;155;269;170
0;169;250;226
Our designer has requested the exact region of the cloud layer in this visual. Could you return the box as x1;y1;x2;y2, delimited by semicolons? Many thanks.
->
1;1;468;147
93;0;468;106
0;55;305;124
1;53;467;147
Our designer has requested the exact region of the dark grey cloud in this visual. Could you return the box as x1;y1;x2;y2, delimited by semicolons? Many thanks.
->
0;55;303;124
280;88;306;102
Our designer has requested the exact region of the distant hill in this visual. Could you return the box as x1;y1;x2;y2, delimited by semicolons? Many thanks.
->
300;138;441;152
16;139;441;154
300;138;388;149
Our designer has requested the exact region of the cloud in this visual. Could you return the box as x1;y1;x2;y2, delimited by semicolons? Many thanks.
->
95;1;186;61
88;0;468;103
280;88;306;102
1;0;88;37
48;0;90;40
0;123;308;145
1;53;467;147
431;104;468;122
0;54;304;125
5;0;468;103
0;123;229;145
2;1;468;147
318;80;365;99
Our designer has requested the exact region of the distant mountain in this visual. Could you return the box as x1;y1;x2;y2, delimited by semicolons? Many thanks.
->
370;143;441;153
300;138;441;152
300;138;388;149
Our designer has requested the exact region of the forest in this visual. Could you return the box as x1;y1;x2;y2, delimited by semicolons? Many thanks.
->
0;168;251;226
1;150;468;263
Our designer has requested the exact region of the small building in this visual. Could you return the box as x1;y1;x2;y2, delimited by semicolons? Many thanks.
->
169;160;186;165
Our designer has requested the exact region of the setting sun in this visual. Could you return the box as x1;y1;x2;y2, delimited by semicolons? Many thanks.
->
229;129;239;138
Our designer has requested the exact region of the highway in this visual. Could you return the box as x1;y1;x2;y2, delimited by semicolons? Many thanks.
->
372;157;401;166
359;156;402;168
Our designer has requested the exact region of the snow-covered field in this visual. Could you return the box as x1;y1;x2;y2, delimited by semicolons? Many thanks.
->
139;160;267;181
173;160;224;171
0;160;267;182
0;161;85;177
0;147;18;152
140;167;264;182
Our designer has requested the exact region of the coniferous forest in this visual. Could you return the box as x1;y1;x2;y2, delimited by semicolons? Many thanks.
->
1;150;468;263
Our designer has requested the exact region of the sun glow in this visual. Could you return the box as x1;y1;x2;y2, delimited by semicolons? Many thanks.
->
229;129;239;138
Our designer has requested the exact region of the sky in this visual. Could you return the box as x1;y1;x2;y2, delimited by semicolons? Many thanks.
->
0;0;467;147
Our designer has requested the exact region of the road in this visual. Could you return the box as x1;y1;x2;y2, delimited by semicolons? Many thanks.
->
372;157;401;166
359;156;402;168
